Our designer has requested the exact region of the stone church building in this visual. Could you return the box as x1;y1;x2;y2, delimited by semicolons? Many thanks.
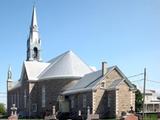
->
7;7;136;119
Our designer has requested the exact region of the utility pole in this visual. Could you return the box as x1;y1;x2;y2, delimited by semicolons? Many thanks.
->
142;68;146;120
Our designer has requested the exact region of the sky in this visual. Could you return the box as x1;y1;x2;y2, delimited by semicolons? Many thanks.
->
0;0;160;104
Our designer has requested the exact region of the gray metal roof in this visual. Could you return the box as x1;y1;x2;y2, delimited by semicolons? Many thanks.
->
38;50;93;80
63;66;136;95
63;66;115;94
24;61;49;80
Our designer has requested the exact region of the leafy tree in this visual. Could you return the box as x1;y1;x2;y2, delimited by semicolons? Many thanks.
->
132;84;143;112
0;103;5;115
135;88;143;112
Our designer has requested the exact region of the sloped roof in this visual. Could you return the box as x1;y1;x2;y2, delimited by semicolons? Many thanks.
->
24;61;50;80
38;50;93;80
63;66;115;94
63;66;135;95
68;70;102;90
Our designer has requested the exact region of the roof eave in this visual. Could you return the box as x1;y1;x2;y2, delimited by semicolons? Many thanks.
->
39;75;82;81
62;88;92;95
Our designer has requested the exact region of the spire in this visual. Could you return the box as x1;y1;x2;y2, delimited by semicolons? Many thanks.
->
27;6;42;61
30;6;38;32
7;65;12;81
7;65;13;91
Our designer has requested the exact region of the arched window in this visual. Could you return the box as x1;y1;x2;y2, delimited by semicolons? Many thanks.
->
33;47;38;59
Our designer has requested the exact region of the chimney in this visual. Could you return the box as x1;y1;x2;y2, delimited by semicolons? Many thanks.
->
102;62;107;76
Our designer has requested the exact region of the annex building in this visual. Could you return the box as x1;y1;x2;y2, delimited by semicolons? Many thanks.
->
7;7;136;119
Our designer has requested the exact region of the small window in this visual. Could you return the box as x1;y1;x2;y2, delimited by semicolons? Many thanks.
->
33;47;38;59
58;95;64;101
38;39;40;44
108;95;111;107
71;96;74;109
101;82;105;88
32;104;37;112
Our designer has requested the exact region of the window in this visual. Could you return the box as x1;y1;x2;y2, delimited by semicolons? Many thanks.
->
17;92;19;108
33;47;38;59
83;95;87;108
58;95;64;101
42;86;45;107
71;96;74;108
32;104;37;112
11;95;14;105
24;89;27;108
38;39;40;44
101;81;105;88
14;94;16;106
108;95;111;107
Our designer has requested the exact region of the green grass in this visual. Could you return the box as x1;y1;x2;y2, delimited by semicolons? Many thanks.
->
143;114;157;120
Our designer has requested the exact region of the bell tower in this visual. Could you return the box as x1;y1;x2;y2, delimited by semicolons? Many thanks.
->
27;6;41;61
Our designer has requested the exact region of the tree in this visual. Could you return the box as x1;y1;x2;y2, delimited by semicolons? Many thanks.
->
131;84;143;112
0;103;5;115
135;89;143;112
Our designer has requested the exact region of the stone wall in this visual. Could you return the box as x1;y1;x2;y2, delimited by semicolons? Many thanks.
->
7;80;30;116
116;81;135;117
33;78;76;117
93;89;116;118
67;92;92;118
8;78;77;118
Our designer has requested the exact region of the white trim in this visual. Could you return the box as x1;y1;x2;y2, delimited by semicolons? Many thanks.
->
130;91;133;107
92;91;96;114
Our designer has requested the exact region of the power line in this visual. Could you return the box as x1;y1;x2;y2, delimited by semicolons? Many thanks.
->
131;79;160;84
131;79;144;82
147;80;160;84
127;73;144;78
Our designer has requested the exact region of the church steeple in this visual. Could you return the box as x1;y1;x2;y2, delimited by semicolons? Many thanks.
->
7;65;13;91
7;65;12;80
27;6;41;61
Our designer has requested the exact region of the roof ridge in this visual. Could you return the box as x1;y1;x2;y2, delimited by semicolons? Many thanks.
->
38;51;68;78
38;50;93;80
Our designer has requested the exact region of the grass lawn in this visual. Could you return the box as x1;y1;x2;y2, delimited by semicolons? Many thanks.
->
143;113;157;120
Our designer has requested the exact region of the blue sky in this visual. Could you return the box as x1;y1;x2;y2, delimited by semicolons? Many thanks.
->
0;0;160;104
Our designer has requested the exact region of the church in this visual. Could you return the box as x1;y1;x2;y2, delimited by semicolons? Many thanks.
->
7;7;136;119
